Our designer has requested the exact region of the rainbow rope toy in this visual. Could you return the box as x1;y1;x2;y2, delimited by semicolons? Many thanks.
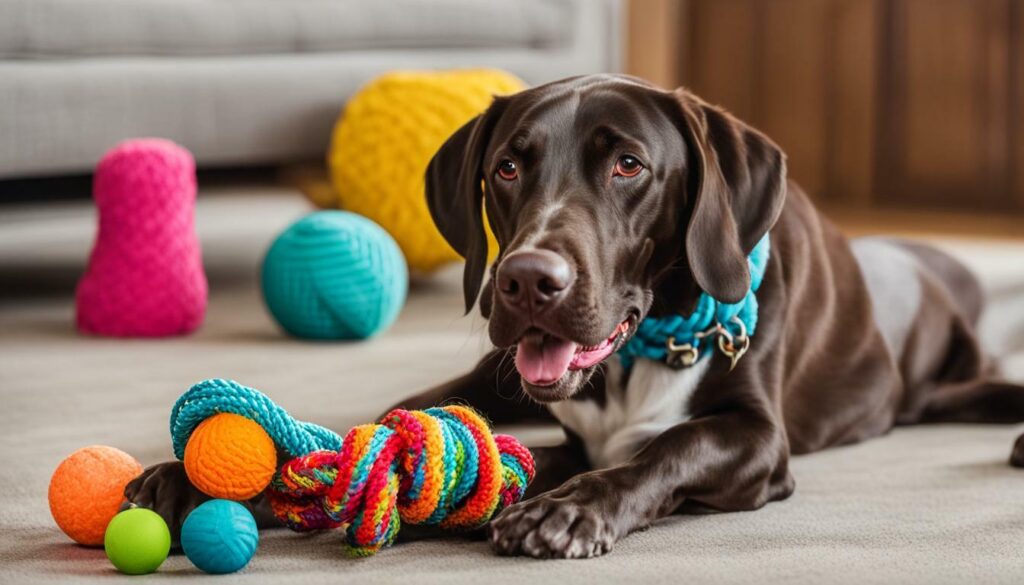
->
268;405;534;556
170;379;534;556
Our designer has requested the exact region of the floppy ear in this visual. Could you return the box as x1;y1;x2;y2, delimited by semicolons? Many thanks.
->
671;89;787;304
425;99;508;313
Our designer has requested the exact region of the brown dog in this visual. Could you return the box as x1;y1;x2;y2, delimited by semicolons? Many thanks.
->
126;75;1024;559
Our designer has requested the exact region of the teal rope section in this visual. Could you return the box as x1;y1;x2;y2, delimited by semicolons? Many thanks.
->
617;234;771;368
170;378;342;460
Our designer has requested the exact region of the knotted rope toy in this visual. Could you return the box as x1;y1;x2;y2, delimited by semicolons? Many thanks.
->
269;405;534;556
171;379;534;556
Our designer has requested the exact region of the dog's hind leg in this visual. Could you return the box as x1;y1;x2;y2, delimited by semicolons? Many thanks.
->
895;294;1024;464
885;244;1024;464
919;380;1024;425
916;379;1024;466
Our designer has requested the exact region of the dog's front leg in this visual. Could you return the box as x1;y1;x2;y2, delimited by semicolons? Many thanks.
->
489;409;791;559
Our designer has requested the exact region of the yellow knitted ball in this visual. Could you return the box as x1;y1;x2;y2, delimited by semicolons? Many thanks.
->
327;69;526;273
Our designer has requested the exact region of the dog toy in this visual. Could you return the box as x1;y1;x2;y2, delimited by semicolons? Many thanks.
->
171;379;343;460
268;405;535;556
262;211;408;340
184;413;277;500
76;138;207;337
104;507;171;575
325;69;524;273
181;499;259;574
170;378;534;556
48;445;143;545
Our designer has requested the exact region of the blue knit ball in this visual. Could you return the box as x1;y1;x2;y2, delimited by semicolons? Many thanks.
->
180;499;258;574
262;211;408;339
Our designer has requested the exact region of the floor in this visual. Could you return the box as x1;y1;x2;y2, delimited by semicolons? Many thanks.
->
2;186;1024;584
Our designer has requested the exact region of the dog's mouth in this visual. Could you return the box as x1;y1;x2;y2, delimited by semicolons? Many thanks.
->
514;316;635;394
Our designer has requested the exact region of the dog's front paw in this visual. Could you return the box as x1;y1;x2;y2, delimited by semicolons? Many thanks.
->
123;461;210;542
488;475;618;559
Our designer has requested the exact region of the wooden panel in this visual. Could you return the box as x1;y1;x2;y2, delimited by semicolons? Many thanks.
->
905;2;986;181
625;0;686;89
1013;0;1024;210
685;1;835;202
983;0;1012;204
878;0;1012;210
686;0;758;121
757;0;831;199
634;0;1023;215
829;0;880;207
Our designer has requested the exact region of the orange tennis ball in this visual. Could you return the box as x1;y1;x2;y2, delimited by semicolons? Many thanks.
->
184;413;276;500
48;445;143;546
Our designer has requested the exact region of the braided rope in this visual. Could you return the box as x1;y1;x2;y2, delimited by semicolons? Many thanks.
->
267;405;535;557
170;379;342;460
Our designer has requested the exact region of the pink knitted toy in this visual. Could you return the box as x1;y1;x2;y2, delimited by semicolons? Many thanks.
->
76;139;207;337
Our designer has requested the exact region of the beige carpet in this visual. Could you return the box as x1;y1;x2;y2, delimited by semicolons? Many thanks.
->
2;188;1024;584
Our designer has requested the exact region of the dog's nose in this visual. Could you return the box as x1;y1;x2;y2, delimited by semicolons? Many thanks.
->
496;249;574;311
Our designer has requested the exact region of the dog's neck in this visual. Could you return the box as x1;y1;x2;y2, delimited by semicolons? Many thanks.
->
617;235;771;370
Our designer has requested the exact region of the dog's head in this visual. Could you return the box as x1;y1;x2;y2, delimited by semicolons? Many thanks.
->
426;75;787;402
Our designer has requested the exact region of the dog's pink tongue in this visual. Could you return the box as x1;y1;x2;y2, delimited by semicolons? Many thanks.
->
515;337;577;386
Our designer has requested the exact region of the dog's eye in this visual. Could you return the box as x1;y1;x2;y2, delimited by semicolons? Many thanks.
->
614;155;644;178
497;159;518;181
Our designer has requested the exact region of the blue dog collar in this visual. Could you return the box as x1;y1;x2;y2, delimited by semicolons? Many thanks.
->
617;235;771;370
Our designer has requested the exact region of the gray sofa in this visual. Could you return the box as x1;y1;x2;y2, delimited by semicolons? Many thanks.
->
0;0;620;179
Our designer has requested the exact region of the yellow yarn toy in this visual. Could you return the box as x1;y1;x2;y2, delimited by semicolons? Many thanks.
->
327;69;526;273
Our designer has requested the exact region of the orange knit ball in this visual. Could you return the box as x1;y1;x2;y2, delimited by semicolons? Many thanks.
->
48;445;143;546
184;413;277;500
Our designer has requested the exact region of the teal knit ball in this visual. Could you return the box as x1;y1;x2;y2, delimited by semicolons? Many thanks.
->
262;211;408;339
180;499;258;574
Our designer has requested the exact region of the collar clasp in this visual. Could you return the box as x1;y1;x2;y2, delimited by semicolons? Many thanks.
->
665;336;699;369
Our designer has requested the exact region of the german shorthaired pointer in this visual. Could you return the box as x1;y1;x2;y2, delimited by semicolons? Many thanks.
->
127;75;1024;560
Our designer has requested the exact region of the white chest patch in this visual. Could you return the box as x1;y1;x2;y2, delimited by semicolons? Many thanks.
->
549;357;710;469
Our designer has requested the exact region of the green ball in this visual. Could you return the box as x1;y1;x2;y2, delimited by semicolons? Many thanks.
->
104;508;171;575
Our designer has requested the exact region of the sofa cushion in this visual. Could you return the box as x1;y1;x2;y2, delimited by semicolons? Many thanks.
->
0;0;573;58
